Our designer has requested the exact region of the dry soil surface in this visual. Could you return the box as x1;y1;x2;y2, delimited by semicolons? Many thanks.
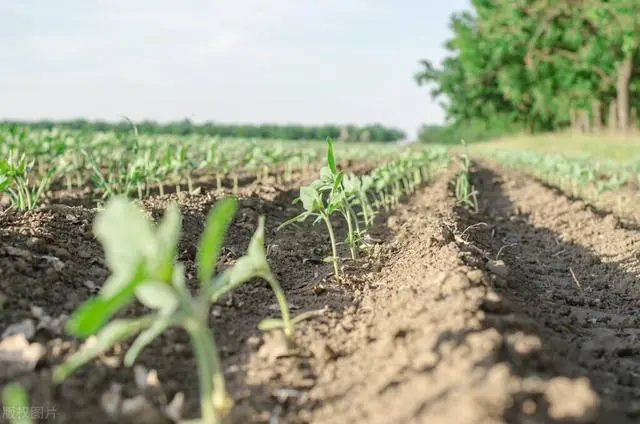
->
1;162;639;424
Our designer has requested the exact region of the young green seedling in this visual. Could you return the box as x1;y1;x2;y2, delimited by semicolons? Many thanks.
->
0;152;55;211
278;137;354;277
452;141;479;212
52;196;297;424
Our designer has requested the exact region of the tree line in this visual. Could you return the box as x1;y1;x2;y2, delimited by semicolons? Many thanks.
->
1;118;406;143
415;0;640;143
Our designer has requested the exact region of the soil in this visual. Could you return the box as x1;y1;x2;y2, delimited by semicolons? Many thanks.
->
1;160;640;423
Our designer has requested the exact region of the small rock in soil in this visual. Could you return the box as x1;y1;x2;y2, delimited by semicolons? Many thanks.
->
544;376;599;422
486;259;509;278
2;319;36;340
0;333;45;378
466;269;485;284
480;291;512;315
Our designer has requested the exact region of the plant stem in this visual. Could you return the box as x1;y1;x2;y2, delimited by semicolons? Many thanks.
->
342;204;357;260
185;318;226;424
359;194;370;227
262;272;294;339
320;212;340;278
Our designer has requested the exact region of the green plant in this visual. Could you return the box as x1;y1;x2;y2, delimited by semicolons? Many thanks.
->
0;152;55;211
452;141;479;211
278;138;351;278
52;196;299;424
2;383;33;424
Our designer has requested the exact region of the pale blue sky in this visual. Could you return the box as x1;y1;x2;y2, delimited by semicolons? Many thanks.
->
0;0;470;138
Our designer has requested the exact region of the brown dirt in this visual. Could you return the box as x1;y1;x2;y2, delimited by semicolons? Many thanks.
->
1;161;640;423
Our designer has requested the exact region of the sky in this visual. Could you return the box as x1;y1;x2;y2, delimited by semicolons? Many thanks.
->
0;0;471;139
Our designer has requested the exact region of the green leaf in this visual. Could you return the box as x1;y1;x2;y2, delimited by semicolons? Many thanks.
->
246;215;267;260
210;216;270;302
276;211;313;231
135;281;179;312
319;167;334;186
66;262;147;337
197;197;238;285
150;203;182;282
171;261;188;292
0;175;10;192
257;318;284;331
2;383;33;424
226;255;260;290
53;317;153;382
332;171;344;193
299;186;321;212
326;137;337;175
94;197;155;276
123;316;174;366
291;310;322;324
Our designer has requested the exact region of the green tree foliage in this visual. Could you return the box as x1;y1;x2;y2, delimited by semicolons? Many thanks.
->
416;0;640;143
0;119;406;143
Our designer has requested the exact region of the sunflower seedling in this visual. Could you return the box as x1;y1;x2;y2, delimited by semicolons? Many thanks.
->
52;196;296;424
278;138;353;277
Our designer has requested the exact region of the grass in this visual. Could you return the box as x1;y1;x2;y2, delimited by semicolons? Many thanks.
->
468;131;640;163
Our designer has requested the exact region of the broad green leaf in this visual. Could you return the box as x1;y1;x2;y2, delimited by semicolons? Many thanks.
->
299;186;321;212
135;281;179;312
197;197;238;285
53;317;153;382
0;175;10;191
123;316;174;367
318;167;334;187
94;197;155;275
326;137;337;175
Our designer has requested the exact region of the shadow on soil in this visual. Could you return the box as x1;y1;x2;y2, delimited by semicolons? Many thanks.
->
450;165;640;423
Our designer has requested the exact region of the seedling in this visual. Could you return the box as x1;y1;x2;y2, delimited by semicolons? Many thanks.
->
0;152;55;211
278;138;352;277
52;196;298;424
452;141;479;212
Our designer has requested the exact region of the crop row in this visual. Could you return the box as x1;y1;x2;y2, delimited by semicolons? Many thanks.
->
0;127;413;211
476;148;640;198
2;137;450;424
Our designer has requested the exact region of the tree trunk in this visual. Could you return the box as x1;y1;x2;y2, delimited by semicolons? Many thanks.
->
608;99;618;132
578;110;590;133
591;100;603;133
570;109;579;132
616;58;633;132
631;107;638;132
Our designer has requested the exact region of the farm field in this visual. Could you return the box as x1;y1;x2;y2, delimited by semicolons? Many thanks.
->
1;129;640;424
470;132;640;163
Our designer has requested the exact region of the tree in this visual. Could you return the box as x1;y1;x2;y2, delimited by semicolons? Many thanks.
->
415;0;640;139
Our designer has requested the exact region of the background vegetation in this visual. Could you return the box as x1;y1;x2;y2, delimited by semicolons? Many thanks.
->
415;0;640;144
0;119;406;143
